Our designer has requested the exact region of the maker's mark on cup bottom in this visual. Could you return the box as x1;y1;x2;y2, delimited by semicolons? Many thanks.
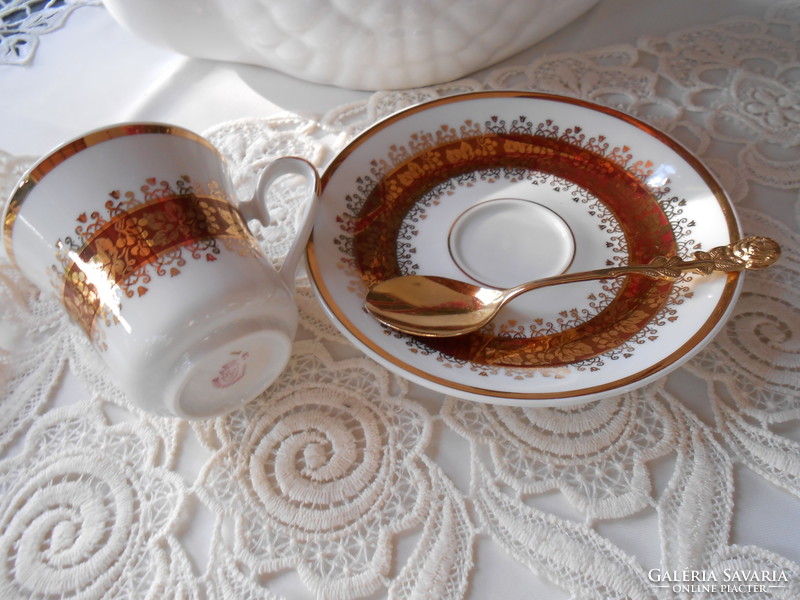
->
212;351;250;389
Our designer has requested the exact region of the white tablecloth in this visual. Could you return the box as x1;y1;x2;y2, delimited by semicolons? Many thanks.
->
1;1;798;598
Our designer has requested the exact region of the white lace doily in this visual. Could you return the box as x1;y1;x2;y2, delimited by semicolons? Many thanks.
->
1;2;799;598
0;0;101;65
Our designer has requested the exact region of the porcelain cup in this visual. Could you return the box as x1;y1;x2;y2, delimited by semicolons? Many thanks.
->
2;123;319;419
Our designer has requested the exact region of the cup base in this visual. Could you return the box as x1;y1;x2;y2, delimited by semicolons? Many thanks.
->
166;321;293;419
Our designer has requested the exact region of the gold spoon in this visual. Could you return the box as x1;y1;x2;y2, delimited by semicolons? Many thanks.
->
364;236;781;337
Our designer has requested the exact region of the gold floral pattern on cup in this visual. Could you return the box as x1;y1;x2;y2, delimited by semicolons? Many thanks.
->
52;176;259;345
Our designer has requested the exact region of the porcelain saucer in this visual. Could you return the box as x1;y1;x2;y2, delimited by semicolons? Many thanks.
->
307;92;741;405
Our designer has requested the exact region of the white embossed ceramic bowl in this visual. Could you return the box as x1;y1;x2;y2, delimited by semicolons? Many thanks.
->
101;0;599;90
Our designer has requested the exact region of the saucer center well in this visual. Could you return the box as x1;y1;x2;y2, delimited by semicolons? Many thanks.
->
448;198;575;289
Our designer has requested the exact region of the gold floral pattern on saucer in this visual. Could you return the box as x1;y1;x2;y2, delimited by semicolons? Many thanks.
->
338;117;687;367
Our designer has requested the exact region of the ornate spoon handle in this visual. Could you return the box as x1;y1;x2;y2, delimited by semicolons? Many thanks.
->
506;236;781;300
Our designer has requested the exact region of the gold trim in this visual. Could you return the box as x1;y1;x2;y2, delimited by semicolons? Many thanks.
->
3;123;221;266
306;91;742;401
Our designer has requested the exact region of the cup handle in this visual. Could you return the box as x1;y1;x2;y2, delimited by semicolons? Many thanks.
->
239;156;321;293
